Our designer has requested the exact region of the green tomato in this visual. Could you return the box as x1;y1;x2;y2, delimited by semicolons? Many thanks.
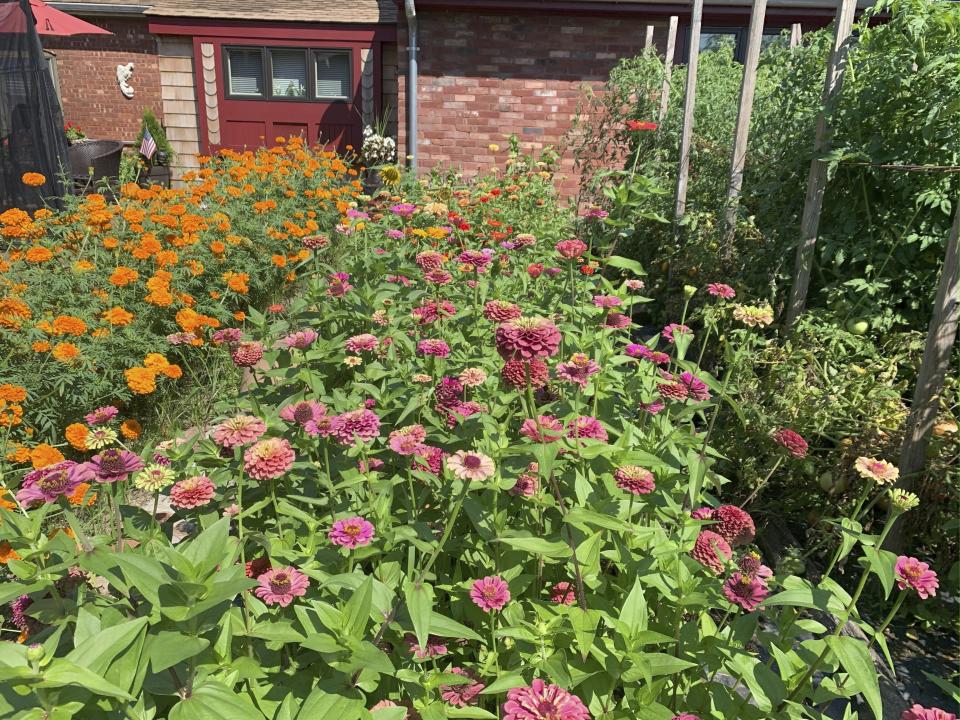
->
846;319;869;335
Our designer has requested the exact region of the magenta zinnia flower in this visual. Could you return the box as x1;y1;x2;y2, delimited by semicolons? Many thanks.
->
243;437;295;481
690;530;732;574
483;300;522;323
254;566;309;607
440;667;486;706
412;299;457;324
895;556;939;599
614;465;655;495
672;715;703;720
737;551;773;580
86;448;144;483
412;444;446;475
556;353;600;389
16;461;93;507
169;475;216;509
330;408;381;446
495;317;562;360
723;572;769;612
679;372;711;401
434;376;465;408
417;339;451;358
901;705;957;720
602;311;631;329
84;405;119;426
470;575;510;612
503;679;590;720
213;415;266;448
771;428;808;459
707;283;736;299
390;203;417;216
662;323;692;344
329;517;375;549
520;415;565;443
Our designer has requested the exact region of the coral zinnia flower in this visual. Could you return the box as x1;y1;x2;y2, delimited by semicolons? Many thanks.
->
690;530;732;574
614;465;655;495
346;333;379;352
87;448;143;483
554;238;588;260
483;300;522;324
566;415;608;442
503;679;590;720
501;358;549;389
496;317;562;360
722;572;769;612
446;450;495;481
894;556;939;599
706;283;736;299
231;341;264;368
771;428;808;458
170;475;216;509
329;517;375;549
244;437;295;481
901;705;956;720
520;415;564;443
254;566;309;607
712;505;755;547
854;456;899;484
281;329;318;350
279;400;327;429
556;354;600;389
440;667;485;706
550;581;576;605
330;408;381;446
389;424;427;455
470;575;510;612
459;367;487;387
213;415;266;448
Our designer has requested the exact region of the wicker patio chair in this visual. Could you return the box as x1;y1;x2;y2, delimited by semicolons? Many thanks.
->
67;140;124;194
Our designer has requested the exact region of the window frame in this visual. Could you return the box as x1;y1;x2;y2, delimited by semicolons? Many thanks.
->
222;45;353;103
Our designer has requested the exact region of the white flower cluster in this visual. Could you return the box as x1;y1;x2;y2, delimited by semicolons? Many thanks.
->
361;126;397;166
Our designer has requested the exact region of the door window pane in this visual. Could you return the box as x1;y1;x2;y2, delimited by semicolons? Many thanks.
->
271;49;307;98
227;49;264;97
315;51;351;100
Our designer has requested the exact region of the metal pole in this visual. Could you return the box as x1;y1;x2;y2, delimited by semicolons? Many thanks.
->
404;0;418;170
674;0;703;219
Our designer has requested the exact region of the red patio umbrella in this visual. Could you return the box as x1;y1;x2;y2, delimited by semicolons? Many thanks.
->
30;0;111;35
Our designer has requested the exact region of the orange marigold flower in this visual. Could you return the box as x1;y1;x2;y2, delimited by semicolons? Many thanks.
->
271;254;287;268
109;266;139;287
91;328;110;338
103;236;119;250
5;444;30;463
65;423;89;451
145;290;174;307
31;340;50;352
155;250;178;267
21;172;46;187
161;364;183;379
0;540;20;562
0;384;26;403
125;366;157;394
25;246;53;263
102;307;134;326
30;443;64;468
52;315;87;336
74;260;95;272
233;311;246;321
186;259;204;276
52;342;80;363
0;297;32;330
223;271;249;294
210;240;226;255
120;419;142;439
67;482;97;506
0;487;17;510
0;401;23;427
143;353;169;369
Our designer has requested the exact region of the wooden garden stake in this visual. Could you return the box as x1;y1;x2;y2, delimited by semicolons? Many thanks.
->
658;16;679;124
783;0;859;329
790;22;803;48
722;0;769;244
644;24;655;50
674;0;704;219
885;201;960;552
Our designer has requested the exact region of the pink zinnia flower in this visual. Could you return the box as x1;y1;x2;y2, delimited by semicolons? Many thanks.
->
390;203;417;216
625;279;645;291
894;556;938;599
243;437;295;481
417;339;451;358
495;317;562;360
707;283;736;299
566;415;608;442
690;530;732;574
658;379;689;401
459;367;487;387
279;400;327;428
902;706;957;720
412;444;446;475
470;575;510;612
502;358;549;389
459;249;494;269
592;295;622;308
556;353;600;389
520;415;565;443
412;300;457;325
614;465;655;495
447;450;496;481
679;372;711;402
346;333;379;352
662;323;692;344
416;250;446;270
389;424;427;455
212;327;243;344
440;667;485;706
405;634;448;659
443;401;484;427
425;269;453;285
329;517;376;549
484;300;523;323
855;456;899;484
723;572;769;611
772;428;808;458
331;408;381;446
503;679;590;720
231;341;264;368
435;376;465;407
550;581;576;605
511;472;539;497
16;461;93;507
712;505;756;547
602;311;631;329
555;238;588;260
86;448;144;483
281;329;318;350
85;405;119;426
626;344;670;364
640;399;666;415
213;415;266;448
169;475;216;509
737;551;773;580
327;273;353;297
254;566;309;607
672;714;703;720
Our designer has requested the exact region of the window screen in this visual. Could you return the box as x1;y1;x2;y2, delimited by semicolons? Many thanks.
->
315;51;350;99
271;49;307;98
228;49;264;96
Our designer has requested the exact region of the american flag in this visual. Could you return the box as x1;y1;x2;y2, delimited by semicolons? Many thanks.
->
140;127;157;160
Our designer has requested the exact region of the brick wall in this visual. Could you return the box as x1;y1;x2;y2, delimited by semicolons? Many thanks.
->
44;16;162;143
398;10;667;197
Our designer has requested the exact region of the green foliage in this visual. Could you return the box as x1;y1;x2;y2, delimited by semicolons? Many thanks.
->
136;109;174;162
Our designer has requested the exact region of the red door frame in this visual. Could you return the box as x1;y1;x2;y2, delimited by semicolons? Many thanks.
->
148;18;396;155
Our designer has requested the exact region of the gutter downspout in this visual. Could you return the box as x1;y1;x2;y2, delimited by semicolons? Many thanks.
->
404;0;418;170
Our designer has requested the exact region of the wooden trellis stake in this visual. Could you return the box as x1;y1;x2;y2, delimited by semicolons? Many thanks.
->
674;0;704;219
885;201;960;552
658;16;679;124
644;24;655;50
790;22;803;48
722;0;768;243
783;0;859;328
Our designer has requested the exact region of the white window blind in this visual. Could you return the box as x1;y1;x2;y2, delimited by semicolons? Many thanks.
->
228;49;264;96
315;51;350;99
271;49;307;98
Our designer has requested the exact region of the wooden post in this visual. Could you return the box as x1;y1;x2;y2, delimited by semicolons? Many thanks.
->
790;22;803;48
722;0;768;243
658;16;679;124
674;0;704;219
783;0;859;328
885;202;960;552
644;24;655;51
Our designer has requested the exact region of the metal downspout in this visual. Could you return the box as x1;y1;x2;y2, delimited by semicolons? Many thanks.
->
404;0;418;170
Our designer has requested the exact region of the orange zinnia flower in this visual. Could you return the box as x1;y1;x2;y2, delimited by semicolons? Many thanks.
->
65;423;89;451
120;418;142;439
30;443;64;468
52;342;80;363
66;482;97;506
0;540;20;562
